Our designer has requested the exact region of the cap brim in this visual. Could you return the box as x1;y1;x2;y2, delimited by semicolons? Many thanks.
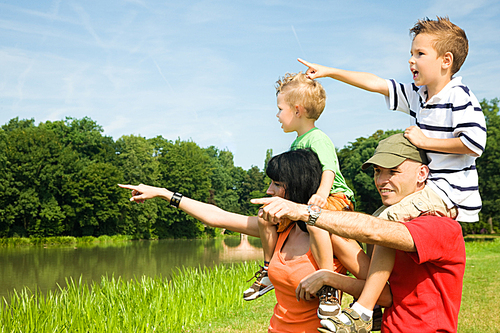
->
361;153;406;170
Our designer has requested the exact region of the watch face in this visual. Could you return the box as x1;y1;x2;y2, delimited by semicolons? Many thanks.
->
309;205;321;213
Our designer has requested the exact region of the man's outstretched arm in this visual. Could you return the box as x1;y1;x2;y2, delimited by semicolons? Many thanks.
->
251;197;416;252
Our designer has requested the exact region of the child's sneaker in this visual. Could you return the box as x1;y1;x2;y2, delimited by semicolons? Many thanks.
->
243;266;274;301
318;308;373;333
317;285;341;319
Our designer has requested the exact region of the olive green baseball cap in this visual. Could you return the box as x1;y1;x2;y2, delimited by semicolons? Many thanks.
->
361;133;428;170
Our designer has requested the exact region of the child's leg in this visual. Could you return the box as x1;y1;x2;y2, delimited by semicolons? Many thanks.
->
308;225;339;319
243;217;276;301
314;193;354;319
357;245;395;310
329;245;395;331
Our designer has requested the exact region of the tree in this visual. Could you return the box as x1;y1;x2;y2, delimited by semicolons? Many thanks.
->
237;165;268;216
44;117;117;164
475;98;500;233
0;123;69;237
204;146;239;211
337;129;403;214
152;137;212;238
116;135;160;238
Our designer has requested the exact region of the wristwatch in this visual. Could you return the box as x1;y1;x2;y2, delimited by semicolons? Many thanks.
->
306;204;322;226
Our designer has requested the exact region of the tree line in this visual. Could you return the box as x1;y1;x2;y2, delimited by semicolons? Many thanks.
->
1;99;498;238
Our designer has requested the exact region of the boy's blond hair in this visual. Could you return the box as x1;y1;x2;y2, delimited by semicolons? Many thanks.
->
275;72;326;120
410;16;468;75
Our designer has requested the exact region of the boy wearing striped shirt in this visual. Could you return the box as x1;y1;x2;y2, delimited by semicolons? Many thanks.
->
298;16;486;332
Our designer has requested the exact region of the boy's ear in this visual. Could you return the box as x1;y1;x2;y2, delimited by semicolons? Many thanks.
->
295;104;306;117
442;51;453;70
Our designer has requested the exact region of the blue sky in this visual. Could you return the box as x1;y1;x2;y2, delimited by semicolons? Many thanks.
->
1;0;499;170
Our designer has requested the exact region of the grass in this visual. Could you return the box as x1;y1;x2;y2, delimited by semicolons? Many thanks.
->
458;237;500;332
0;234;134;247
0;238;498;332
0;262;269;332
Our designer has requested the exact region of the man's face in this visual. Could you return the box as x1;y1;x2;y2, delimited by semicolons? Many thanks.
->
374;159;427;206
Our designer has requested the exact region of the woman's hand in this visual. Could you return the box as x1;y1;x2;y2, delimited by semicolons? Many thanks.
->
118;184;166;203
295;269;333;301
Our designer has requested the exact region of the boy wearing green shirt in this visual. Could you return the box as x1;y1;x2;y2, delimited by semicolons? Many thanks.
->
244;72;354;320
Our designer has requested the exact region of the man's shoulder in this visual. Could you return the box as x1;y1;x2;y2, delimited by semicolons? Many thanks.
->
378;186;455;223
406;215;463;240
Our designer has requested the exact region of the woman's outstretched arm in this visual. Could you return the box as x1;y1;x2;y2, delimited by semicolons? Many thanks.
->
119;184;260;237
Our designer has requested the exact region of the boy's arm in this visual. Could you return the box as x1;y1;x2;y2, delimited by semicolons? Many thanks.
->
309;170;335;208
405;126;476;155
298;58;389;96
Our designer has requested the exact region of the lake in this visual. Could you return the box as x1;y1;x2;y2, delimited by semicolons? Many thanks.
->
0;235;263;300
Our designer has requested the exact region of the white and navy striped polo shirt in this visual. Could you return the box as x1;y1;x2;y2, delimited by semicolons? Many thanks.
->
385;77;487;222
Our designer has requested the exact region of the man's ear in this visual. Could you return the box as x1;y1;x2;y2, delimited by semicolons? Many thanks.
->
417;164;430;184
442;52;453;70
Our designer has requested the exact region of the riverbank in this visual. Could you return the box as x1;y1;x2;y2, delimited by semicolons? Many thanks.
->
0;233;243;247
1;238;499;332
0;234;135;247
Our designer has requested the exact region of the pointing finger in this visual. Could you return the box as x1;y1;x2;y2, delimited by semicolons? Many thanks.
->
297;58;312;67
251;197;274;205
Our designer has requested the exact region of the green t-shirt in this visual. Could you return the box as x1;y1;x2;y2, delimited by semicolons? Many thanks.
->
290;127;354;198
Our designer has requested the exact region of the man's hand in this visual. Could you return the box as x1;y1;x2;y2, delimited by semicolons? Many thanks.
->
297;58;333;80
404;126;429;149
296;269;333;301
251;197;306;225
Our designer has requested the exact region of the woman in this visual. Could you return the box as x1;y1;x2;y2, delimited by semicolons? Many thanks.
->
119;149;370;333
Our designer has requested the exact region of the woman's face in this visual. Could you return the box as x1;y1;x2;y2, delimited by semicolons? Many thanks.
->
266;180;286;198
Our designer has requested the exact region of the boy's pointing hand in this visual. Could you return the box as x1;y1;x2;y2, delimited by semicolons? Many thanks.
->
297;58;330;80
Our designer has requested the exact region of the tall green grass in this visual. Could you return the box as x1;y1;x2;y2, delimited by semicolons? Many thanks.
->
1;239;498;332
0;262;263;332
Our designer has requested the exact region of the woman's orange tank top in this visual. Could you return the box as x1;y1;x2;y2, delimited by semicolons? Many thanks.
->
267;225;346;333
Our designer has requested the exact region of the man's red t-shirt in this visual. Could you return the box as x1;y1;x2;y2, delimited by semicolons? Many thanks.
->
382;215;465;333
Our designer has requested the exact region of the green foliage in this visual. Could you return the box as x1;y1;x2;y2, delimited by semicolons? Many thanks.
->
3;99;498;240
116;135;160;238
151;137;213;238
476;98;500;233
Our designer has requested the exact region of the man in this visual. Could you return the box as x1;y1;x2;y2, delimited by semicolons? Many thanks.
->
252;134;465;333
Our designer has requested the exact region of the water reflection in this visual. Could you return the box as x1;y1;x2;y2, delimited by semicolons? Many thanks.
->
0;236;263;300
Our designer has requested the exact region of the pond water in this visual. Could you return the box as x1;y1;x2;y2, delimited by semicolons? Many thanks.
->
0;236;263;300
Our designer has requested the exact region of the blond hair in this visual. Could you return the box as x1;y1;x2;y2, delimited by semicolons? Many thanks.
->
275;72;326;120
410;16;468;75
